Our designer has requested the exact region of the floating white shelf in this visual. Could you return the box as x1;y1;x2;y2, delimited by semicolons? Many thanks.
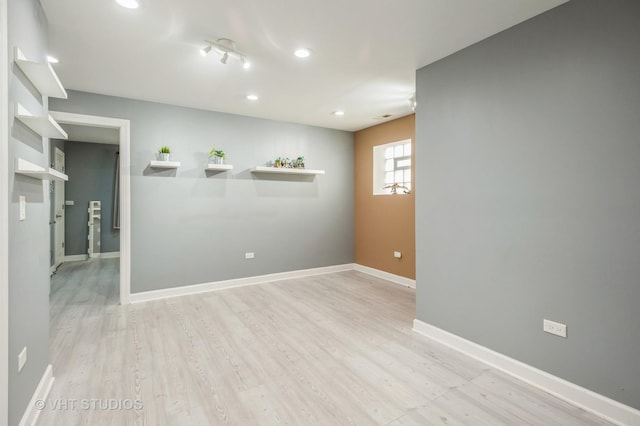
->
14;103;68;139
14;47;68;99
205;164;233;171
251;166;325;175
149;160;180;169
15;157;68;181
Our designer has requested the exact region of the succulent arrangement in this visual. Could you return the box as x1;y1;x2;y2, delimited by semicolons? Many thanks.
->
159;146;171;154
273;156;304;169
209;148;225;158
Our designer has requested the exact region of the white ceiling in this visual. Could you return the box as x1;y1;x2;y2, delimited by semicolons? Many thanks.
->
41;0;567;132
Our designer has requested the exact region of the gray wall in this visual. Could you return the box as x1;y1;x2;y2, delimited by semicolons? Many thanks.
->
64;141;120;255
416;0;640;410
51;91;354;293
8;0;51;423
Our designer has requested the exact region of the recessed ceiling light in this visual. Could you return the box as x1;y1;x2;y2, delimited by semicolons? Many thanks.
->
333;110;345;116
115;0;139;9
46;55;59;64
246;94;259;101
294;48;311;58
242;58;251;70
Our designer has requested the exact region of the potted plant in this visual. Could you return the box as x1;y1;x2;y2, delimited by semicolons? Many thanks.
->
158;146;171;161
209;148;225;165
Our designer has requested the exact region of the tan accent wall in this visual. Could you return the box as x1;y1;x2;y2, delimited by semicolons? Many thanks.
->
354;115;415;279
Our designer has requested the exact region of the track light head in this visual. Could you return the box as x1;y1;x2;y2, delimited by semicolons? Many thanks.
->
201;38;249;68
200;44;212;56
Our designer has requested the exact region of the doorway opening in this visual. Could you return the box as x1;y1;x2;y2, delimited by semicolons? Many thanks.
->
49;111;131;305
51;147;65;271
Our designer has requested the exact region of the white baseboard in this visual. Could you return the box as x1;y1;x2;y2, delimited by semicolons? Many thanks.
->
353;264;416;288
19;364;54;426
64;252;120;262
130;264;355;304
99;251;120;259
64;254;87;262
412;319;640;426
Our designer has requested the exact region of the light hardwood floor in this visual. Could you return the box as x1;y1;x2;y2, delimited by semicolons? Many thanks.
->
39;259;612;425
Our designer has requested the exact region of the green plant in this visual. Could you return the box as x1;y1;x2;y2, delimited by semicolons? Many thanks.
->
159;146;170;154
209;148;225;158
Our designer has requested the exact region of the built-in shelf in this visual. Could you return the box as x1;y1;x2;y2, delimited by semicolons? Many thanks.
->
251;166;325;175
15;158;68;181
14;103;68;139
149;161;181;169
14;47;68;99
205;164;233;171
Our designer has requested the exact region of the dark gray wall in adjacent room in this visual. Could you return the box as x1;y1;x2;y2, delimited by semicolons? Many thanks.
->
51;91;354;293
64;141;120;256
7;0;51;423
415;0;640;409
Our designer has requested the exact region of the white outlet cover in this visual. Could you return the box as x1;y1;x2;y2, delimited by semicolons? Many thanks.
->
394;251;402;259
245;252;255;259
543;319;567;338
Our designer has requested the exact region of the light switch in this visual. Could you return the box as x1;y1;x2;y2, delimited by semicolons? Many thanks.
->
18;347;27;372
65;200;75;206
19;196;26;221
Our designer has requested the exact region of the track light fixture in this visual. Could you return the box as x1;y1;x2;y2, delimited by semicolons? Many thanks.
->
409;96;417;112
200;38;249;69
200;44;212;56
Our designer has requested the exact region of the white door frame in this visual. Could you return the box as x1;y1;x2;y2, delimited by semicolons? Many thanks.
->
50;111;131;304
53;147;65;269
1;0;10;422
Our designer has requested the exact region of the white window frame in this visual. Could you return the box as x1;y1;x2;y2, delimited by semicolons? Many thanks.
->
372;139;412;195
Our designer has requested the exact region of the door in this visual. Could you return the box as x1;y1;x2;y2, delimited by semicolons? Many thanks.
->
53;147;65;268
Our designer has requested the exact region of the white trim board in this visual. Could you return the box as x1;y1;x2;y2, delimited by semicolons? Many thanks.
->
412;319;640;426
63;254;87;262
99;251;120;259
0;0;10;423
353;264;416;289
50;111;131;305
18;364;54;426
63;252;120;263
130;263;415;304
130;264;354;304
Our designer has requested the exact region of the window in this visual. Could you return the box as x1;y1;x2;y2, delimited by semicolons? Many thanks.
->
373;139;411;195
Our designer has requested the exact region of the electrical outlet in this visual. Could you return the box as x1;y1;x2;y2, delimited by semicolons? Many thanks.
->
543;319;567;338
245;252;255;259
394;251;402;259
18;347;27;372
